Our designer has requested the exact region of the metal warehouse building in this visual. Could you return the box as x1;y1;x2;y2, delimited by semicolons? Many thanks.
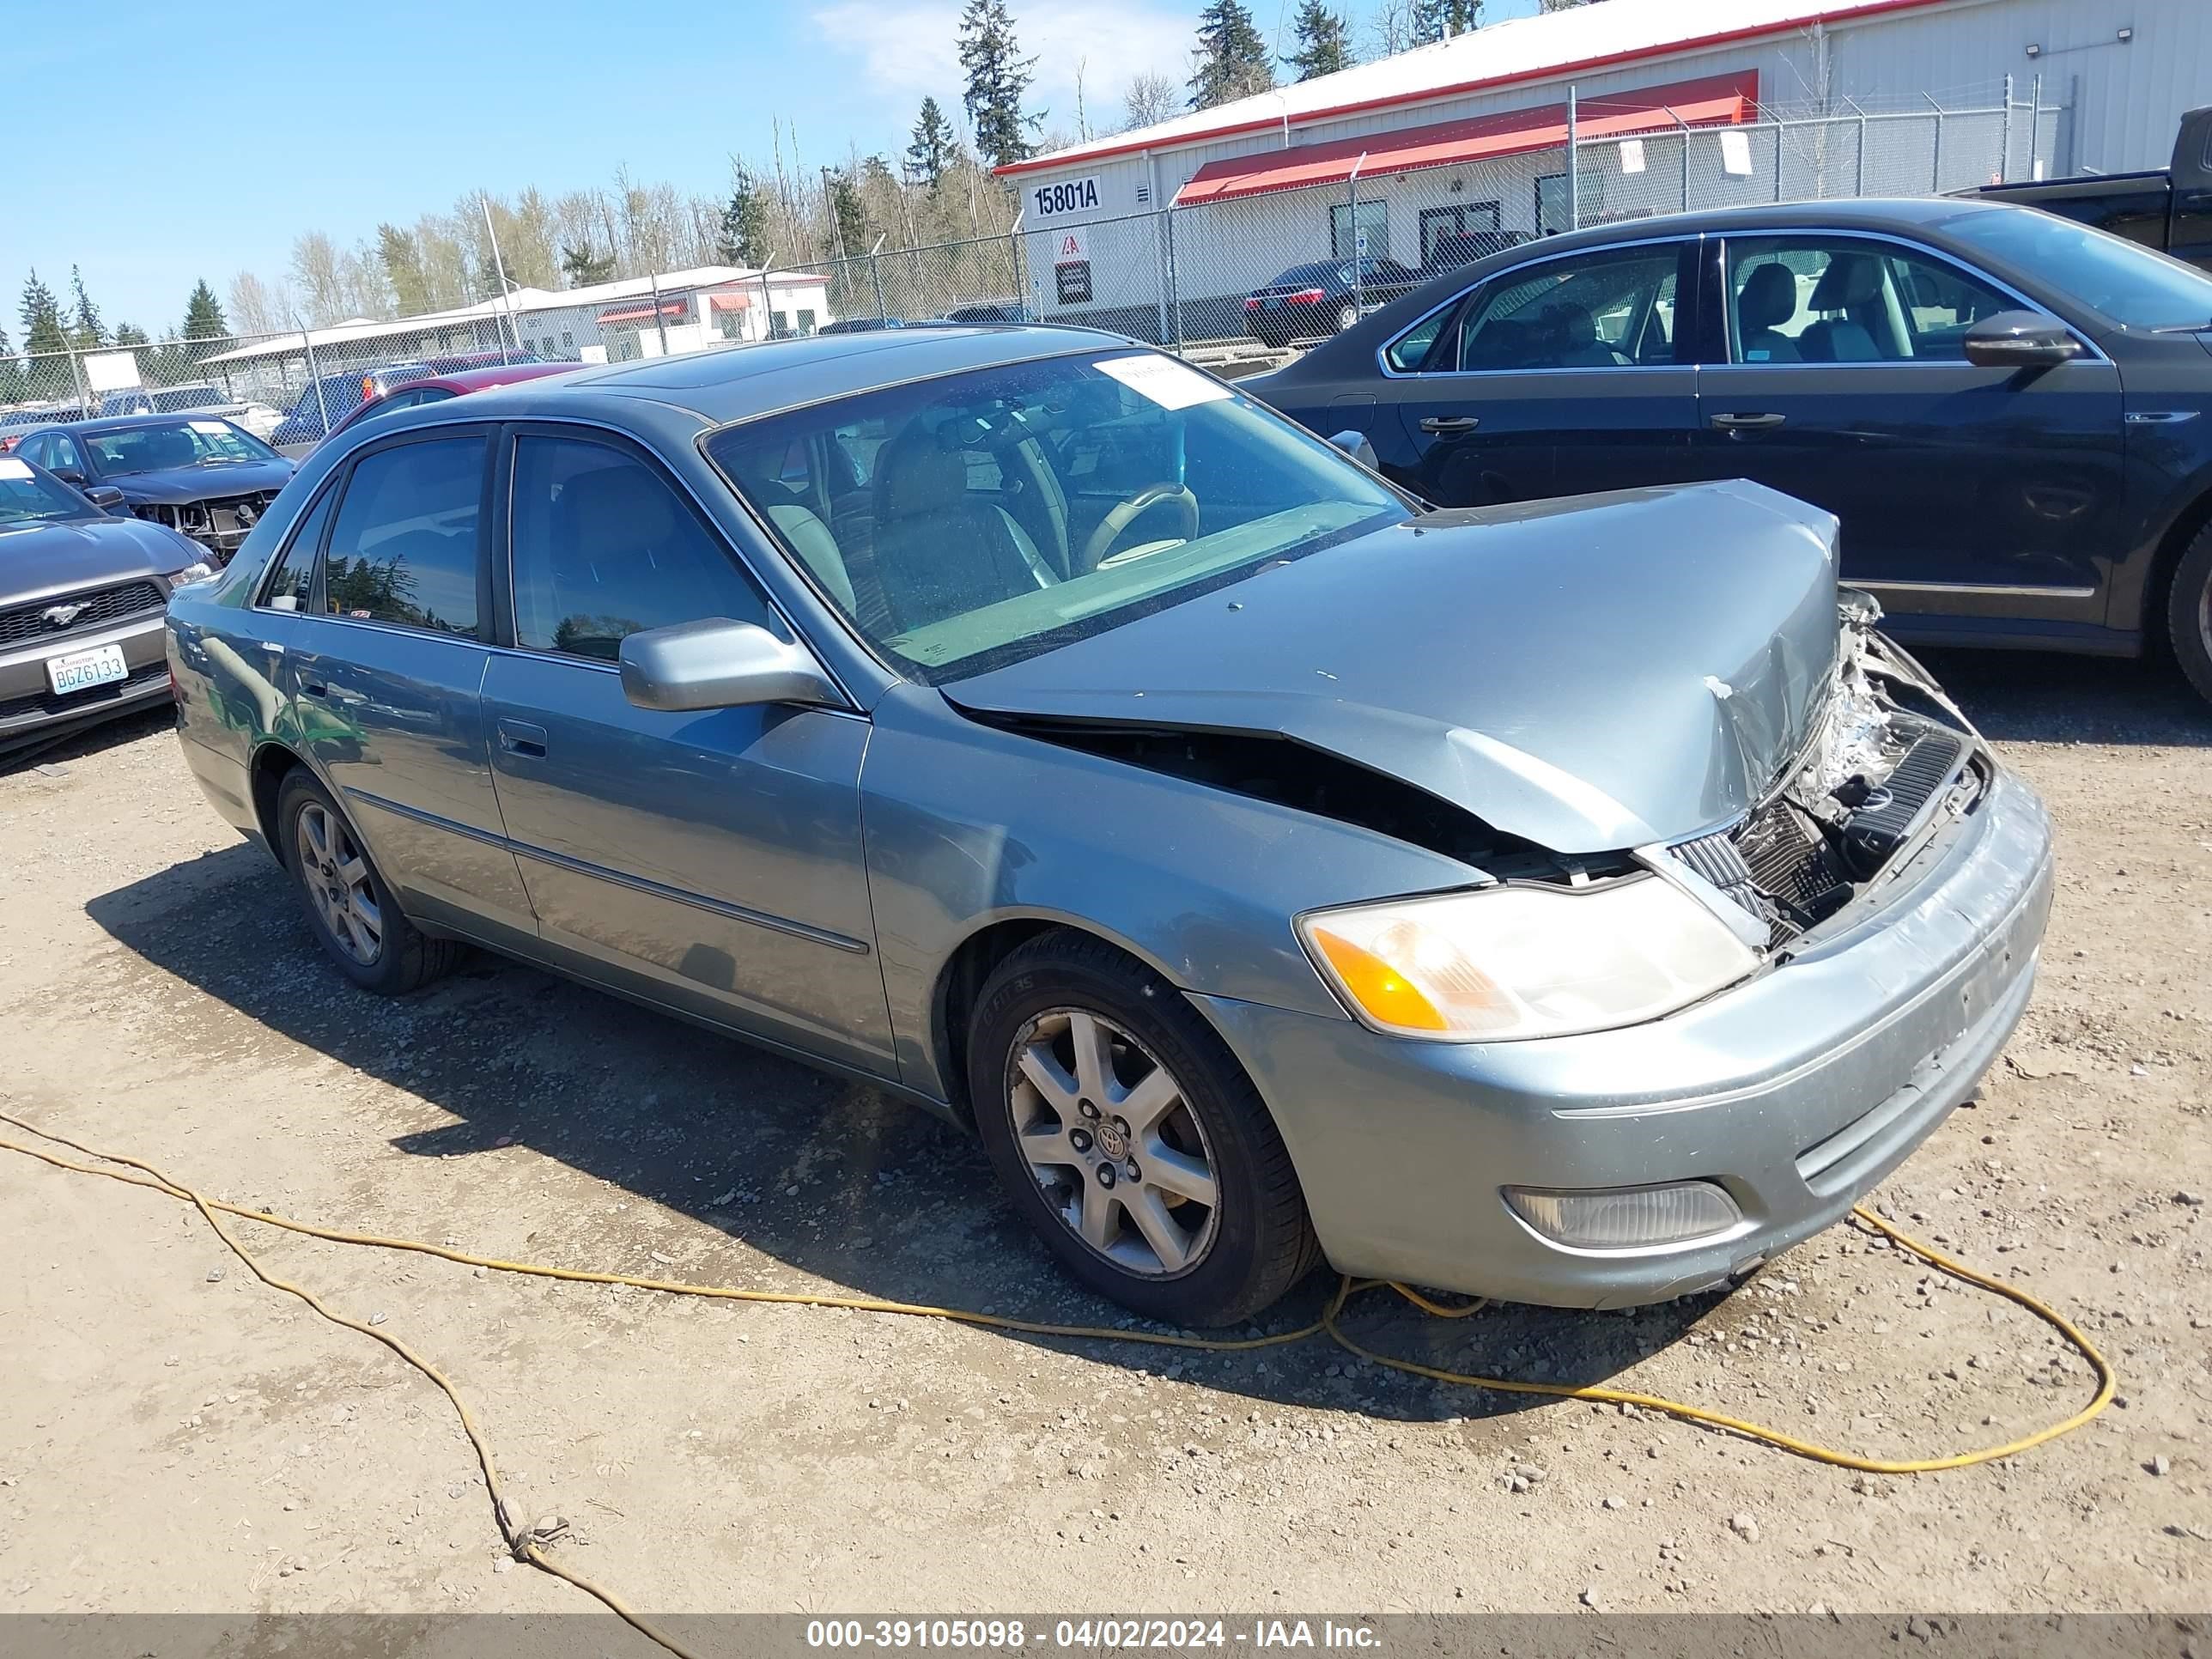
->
997;0;2207;342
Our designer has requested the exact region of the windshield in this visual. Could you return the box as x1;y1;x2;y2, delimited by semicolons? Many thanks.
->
152;386;225;411
82;419;277;476
0;457;95;527
704;349;1407;683
1940;206;2212;329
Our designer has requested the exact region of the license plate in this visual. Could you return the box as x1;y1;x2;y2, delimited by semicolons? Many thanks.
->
46;642;129;696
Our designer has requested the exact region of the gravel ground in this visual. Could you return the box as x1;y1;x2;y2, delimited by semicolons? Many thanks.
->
0;649;2205;1628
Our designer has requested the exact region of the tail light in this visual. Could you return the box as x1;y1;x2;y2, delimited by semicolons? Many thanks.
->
1288;288;1328;305
1244;296;1262;310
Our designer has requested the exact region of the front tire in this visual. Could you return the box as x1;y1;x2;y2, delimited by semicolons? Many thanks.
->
276;770;460;995
2167;521;2212;707
967;931;1321;1327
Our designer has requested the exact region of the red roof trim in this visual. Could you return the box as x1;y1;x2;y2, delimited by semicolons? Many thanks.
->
1173;71;1755;205
996;0;1954;178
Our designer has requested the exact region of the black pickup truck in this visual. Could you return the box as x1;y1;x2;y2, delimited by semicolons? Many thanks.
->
1969;106;2211;271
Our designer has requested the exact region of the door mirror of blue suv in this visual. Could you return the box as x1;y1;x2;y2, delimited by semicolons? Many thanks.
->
1961;310;2085;371
617;617;843;714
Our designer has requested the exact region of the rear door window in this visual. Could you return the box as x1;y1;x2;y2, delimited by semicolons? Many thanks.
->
259;483;338;612
1449;247;1682;371
320;436;486;636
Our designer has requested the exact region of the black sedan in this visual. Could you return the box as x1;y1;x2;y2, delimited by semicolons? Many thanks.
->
1243;258;1424;346
12;415;295;563
1249;198;2212;704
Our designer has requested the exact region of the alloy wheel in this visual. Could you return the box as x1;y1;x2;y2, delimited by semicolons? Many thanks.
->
295;801;383;966
1007;1008;1220;1278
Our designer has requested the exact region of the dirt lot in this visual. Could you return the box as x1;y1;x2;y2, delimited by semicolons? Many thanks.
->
0;651;2206;1630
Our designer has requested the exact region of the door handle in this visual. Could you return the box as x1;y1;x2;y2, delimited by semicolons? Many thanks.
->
1418;415;1481;434
302;682;364;705
497;719;548;759
1708;411;1788;431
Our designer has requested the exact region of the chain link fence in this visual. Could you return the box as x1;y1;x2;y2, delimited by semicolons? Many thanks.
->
0;82;2067;450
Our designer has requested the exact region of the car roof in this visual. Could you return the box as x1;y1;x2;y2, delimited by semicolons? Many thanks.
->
402;363;580;395
23;411;247;435
471;324;1139;428
1466;194;2016;258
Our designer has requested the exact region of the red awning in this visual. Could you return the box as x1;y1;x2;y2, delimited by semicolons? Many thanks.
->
598;300;690;325
1174;70;1757;206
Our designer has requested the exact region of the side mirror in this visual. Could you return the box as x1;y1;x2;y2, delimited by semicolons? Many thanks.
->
618;617;842;713
53;468;87;487
1962;310;2084;370
1328;428;1379;471
82;484;126;510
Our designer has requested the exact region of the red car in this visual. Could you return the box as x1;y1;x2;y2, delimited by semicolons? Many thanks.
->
318;362;578;447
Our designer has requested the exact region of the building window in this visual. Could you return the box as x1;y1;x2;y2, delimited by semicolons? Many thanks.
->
1329;199;1389;261
1536;173;1607;236
796;308;817;336
561;330;574;348
772;310;790;338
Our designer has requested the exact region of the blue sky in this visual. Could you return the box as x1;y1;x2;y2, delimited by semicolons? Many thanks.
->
9;0;1541;338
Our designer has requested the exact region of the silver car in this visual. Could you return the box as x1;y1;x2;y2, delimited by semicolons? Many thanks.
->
3;453;213;757
165;327;2053;1327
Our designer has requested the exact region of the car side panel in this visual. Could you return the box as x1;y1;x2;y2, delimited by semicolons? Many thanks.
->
856;685;1489;1105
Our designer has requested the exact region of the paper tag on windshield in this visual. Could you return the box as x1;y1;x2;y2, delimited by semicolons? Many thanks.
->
0;458;31;480
1096;355;1231;411
188;419;230;434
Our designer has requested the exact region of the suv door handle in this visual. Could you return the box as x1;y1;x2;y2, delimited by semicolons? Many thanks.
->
497;719;548;759
302;681;364;705
1418;415;1480;434
1709;411;1788;431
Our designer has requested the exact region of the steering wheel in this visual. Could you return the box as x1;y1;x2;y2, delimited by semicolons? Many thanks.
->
1079;483;1200;572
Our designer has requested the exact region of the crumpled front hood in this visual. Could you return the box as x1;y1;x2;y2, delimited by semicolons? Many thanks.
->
948;480;1842;856
0;514;204;600
114;459;294;503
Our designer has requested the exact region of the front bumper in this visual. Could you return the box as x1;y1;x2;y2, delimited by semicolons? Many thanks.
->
0;612;173;753
1195;765;2055;1309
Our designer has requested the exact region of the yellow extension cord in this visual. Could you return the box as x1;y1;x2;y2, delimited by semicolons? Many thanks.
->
0;1110;2117;1659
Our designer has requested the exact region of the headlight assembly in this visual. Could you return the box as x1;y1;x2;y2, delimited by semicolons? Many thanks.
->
1297;877;1760;1042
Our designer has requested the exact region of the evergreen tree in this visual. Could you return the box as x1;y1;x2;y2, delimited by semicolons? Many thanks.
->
181;279;229;340
957;0;1042;169
825;167;870;260
1535;0;1591;10
19;270;69;358
377;226;434;316
0;322;23;404
1413;0;1482;40
112;321;150;346
1285;1;1354;80
67;264;105;350
559;242;617;288
906;96;957;189
716;164;772;267
1188;0;1274;110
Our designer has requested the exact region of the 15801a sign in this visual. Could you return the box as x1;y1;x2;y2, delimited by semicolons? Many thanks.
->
1029;175;1100;219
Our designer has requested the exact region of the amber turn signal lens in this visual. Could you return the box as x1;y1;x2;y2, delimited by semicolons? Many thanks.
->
1308;927;1449;1032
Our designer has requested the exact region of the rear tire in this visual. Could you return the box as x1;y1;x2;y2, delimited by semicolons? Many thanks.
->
967;931;1322;1327
2167;521;2212;707
1334;301;1359;334
276;770;461;995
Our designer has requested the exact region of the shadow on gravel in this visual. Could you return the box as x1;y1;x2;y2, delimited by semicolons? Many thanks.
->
0;702;175;774
84;838;1717;1425
1917;647;2212;747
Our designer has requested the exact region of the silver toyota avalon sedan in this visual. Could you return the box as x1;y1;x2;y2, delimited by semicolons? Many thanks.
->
166;325;2053;1327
